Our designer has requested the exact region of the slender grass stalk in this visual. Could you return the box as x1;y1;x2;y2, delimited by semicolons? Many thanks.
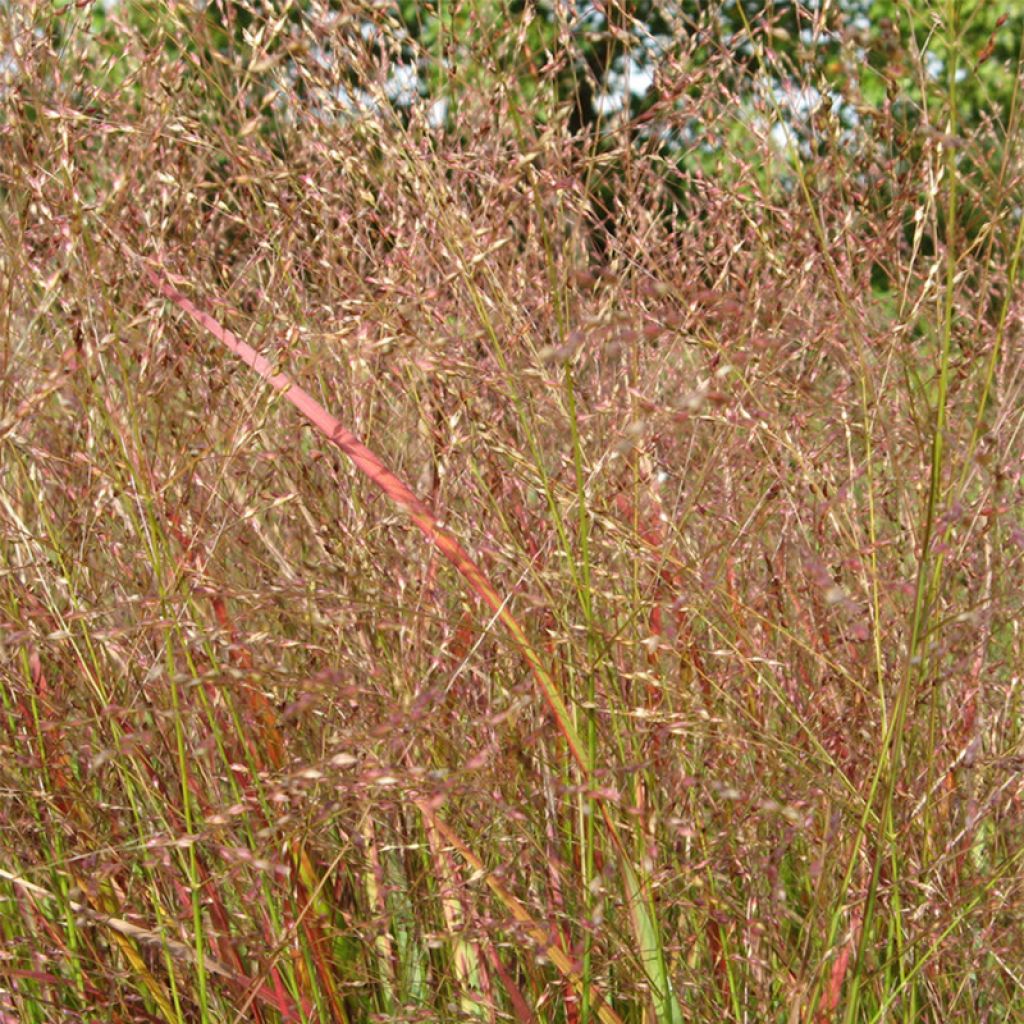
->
138;257;643;1020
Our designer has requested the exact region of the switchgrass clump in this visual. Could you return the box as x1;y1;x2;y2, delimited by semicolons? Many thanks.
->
1;2;1023;1022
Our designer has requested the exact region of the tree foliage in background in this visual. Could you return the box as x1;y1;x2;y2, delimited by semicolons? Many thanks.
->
47;1;1024;135
40;0;1024;252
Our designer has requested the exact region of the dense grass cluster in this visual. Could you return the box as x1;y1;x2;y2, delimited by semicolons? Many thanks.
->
1;1;1023;1021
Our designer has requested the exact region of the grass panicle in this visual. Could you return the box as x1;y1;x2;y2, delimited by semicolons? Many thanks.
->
2;1;1023;1022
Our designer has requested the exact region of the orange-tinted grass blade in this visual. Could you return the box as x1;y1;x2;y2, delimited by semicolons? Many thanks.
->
482;942;536;1024
0;867;231;980
144;267;589;774
421;807;493;1019
164;507;286;772
415;801;625;1024
287;838;350;1024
